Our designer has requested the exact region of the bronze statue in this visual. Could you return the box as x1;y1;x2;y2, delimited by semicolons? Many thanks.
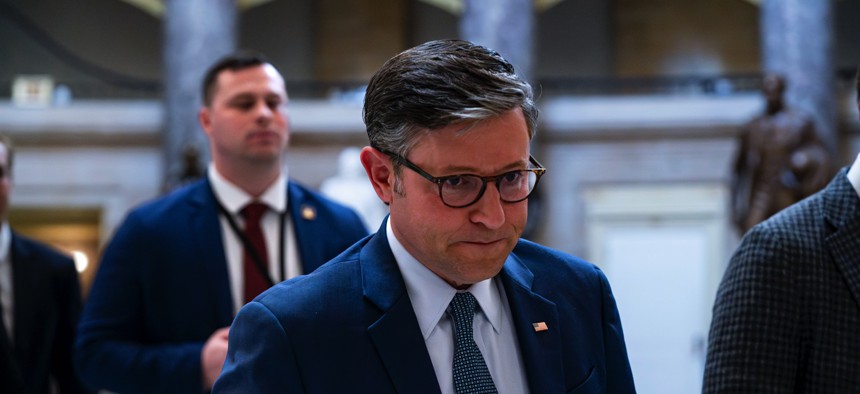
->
730;74;833;235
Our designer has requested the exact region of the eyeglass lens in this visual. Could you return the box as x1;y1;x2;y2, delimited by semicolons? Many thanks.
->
440;170;537;207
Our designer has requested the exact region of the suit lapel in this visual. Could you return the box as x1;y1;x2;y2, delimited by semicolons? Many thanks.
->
9;235;39;359
191;180;234;322
288;182;327;274
362;225;441;394
824;170;860;309
0;236;23;389
500;255;566;394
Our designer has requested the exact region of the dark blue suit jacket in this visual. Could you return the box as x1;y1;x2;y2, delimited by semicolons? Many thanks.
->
75;178;367;393
214;221;636;393
0;233;88;394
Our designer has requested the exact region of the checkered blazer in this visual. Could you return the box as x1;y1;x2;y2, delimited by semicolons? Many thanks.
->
704;166;860;393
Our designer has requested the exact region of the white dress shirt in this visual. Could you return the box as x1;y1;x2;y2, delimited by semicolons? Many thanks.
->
846;153;860;199
386;219;529;394
0;222;13;340
208;164;301;313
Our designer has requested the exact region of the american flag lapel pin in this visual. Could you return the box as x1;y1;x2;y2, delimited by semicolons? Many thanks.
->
301;205;317;220
532;322;548;332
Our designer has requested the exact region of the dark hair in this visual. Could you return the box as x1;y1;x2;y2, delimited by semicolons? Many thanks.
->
362;39;538;160
0;134;14;174
201;50;279;106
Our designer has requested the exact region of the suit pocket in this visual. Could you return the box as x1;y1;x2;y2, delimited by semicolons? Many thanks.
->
568;366;597;394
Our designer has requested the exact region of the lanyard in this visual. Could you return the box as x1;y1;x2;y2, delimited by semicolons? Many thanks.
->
213;194;288;287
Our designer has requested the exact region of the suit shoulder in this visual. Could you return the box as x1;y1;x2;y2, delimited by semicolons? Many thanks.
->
757;190;823;231
256;239;365;307
114;180;212;235
512;239;604;284
130;179;207;217
12;232;76;270
743;182;831;252
723;183;838;286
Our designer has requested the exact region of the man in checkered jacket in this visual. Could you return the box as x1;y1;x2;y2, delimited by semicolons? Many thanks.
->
703;69;860;392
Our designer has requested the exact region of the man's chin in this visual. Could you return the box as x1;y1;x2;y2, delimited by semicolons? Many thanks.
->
458;267;505;287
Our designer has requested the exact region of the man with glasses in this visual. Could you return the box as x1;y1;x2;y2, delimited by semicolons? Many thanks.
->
215;40;635;393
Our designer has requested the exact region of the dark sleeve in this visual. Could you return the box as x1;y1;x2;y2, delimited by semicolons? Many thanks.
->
703;227;801;393
213;301;304;393
75;214;205;393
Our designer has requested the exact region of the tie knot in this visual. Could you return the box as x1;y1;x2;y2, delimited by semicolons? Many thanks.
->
241;202;268;222
450;292;478;321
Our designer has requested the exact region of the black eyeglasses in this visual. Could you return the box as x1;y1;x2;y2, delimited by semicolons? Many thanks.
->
385;151;546;208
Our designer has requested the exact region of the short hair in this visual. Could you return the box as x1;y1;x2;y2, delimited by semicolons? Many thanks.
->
0;134;14;175
363;39;538;160
201;50;279;106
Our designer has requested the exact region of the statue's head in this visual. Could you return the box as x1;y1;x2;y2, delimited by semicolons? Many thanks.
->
762;73;786;113
763;74;785;99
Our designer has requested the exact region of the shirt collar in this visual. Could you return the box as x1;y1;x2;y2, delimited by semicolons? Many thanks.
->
208;163;287;214
386;219;503;340
0;222;10;262
847;153;860;199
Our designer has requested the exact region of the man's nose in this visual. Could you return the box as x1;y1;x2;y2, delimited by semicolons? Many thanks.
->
254;101;273;120
469;183;505;229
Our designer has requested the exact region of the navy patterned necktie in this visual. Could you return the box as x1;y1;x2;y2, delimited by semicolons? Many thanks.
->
449;292;498;394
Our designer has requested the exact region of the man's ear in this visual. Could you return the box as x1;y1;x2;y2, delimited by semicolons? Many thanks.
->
360;147;394;205
199;107;212;136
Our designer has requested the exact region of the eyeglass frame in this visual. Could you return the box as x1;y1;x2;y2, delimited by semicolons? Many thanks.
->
382;150;547;208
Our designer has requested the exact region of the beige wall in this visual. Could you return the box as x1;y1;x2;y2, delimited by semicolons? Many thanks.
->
316;0;407;82
614;0;760;76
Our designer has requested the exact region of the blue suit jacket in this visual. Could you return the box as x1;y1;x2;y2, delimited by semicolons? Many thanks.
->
214;221;635;393
75;178;368;393
0;233;88;394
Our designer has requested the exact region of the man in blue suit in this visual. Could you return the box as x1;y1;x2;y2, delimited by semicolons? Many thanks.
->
75;52;368;393
215;40;635;393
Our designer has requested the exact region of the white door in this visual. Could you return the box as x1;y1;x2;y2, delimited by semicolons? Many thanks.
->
585;184;726;394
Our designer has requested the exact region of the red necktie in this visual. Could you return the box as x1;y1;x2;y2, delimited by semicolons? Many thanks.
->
241;202;269;302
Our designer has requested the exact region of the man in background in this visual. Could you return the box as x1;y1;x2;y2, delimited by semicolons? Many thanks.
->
704;69;860;392
215;39;634;393
0;134;89;393
75;51;367;393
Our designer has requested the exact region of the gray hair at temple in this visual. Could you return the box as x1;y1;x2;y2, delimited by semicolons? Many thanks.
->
362;39;538;161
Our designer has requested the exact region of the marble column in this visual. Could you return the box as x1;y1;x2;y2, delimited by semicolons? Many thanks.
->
162;0;237;190
761;0;836;152
460;0;539;237
460;0;534;81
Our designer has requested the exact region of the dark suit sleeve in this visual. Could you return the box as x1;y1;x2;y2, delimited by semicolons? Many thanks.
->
703;227;801;392
75;214;206;393
595;267;636;393
213;301;304;393
50;256;89;394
